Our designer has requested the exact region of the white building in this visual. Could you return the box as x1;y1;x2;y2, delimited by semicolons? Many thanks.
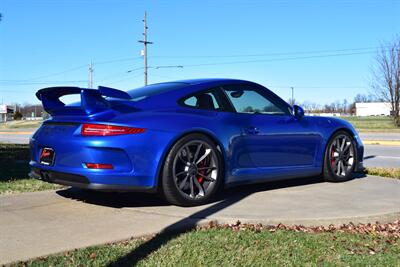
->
0;104;15;122
355;102;391;116
306;112;341;117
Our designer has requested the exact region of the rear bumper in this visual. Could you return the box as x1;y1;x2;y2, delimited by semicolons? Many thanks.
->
29;122;177;190
29;167;156;192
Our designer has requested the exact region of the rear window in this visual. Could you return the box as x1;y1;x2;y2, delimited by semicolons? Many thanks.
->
127;82;188;101
181;90;223;111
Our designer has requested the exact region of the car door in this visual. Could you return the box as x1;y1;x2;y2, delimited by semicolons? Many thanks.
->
178;87;257;173
221;84;322;172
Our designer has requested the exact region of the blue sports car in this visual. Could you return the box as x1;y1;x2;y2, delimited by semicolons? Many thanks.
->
29;78;364;206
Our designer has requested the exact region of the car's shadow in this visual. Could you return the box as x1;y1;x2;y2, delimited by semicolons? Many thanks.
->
56;172;367;267
56;172;367;209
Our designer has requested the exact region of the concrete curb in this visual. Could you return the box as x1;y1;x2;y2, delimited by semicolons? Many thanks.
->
193;212;400;227
0;131;33;135
363;140;400;146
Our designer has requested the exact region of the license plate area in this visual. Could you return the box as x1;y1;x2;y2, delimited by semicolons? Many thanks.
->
40;147;55;166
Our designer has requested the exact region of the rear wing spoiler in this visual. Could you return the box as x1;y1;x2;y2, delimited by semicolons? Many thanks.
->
36;86;132;116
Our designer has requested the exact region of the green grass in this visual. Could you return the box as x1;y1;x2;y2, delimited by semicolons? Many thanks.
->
340;116;400;132
0;143;30;161
16;227;400;267
0;144;62;194
0;178;62;195
366;167;400;179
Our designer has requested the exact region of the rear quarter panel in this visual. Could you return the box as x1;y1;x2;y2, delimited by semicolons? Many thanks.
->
108;108;242;185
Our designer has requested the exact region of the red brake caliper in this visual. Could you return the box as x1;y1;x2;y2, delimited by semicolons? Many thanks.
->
197;160;204;183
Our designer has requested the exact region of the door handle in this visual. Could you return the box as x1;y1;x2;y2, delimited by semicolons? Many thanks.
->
244;126;260;135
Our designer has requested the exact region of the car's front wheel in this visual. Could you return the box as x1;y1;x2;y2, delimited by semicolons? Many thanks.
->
161;134;222;206
323;131;356;182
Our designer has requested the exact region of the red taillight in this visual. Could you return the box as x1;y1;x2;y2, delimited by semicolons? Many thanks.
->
85;163;114;169
81;124;146;136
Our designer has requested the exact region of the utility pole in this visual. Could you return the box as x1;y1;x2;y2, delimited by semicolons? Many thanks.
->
88;61;93;88
290;87;294;105
138;11;153;86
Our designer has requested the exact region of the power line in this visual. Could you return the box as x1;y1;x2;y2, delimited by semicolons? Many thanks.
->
180;50;376;68
150;46;385;59
0;80;87;85
95;56;142;65
107;72;143;85
0;46;386;86
150;73;177;80
13;64;87;82
2;46;380;83
1;46;385;84
152;65;183;69
94;65;182;85
0;78;370;95
2;57;142;84
1;45;388;85
126;67;145;73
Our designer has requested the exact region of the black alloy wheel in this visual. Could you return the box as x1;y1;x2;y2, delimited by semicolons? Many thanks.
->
323;131;356;182
162;134;222;206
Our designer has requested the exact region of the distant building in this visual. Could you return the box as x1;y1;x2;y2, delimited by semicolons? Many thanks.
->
0;104;15;122
355;102;391;116
306;112;341;117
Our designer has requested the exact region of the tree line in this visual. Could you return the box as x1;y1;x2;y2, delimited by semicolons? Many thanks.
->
298;93;382;115
300;36;399;125
12;104;45;120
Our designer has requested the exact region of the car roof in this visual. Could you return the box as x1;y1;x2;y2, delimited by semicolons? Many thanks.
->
125;78;252;101
150;78;248;86
123;77;292;114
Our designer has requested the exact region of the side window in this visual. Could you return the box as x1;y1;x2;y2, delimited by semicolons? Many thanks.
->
223;86;287;115
181;90;222;111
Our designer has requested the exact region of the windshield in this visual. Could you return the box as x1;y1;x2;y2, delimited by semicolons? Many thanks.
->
127;82;188;101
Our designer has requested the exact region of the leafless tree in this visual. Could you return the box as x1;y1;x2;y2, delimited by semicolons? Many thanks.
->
372;37;400;126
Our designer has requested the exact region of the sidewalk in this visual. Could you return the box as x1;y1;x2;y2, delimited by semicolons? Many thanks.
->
1;175;399;265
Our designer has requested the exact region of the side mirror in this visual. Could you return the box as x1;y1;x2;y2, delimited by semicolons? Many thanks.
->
293;105;304;119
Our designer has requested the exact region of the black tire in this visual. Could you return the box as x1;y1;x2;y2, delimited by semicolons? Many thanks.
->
161;133;223;206
323;131;357;182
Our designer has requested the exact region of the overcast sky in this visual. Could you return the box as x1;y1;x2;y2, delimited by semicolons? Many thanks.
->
1;0;399;105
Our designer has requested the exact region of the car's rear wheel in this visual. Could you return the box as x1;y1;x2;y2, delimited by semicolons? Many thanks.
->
161;134;222;206
323;131;356;182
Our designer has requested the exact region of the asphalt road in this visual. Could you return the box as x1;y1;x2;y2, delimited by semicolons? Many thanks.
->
359;132;400;141
1;175;399;265
0;128;34;144
364;145;400;168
